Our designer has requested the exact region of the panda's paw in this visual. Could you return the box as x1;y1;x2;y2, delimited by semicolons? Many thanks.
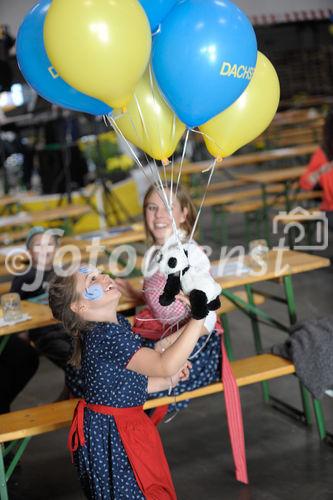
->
189;289;209;319
207;296;221;311
159;294;175;307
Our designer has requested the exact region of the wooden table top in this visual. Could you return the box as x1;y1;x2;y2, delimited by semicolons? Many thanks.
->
0;205;90;230
171;144;317;176
62;224;145;250
235;165;306;185
123;250;329;304
215;250;330;289
1;251;327;336
0;196;19;209
0;301;58;337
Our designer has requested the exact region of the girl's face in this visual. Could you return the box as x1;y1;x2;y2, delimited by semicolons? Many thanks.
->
145;189;188;245
71;268;121;321
29;233;58;270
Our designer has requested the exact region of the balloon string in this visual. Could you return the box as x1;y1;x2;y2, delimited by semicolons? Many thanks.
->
190;127;225;162
188;330;213;360
106;113;163;198
112;108;156;185
148;63;167;188
189;158;217;242
126;98;165;194
175;128;190;199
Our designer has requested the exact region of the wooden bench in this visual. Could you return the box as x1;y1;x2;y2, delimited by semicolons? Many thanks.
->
0;229;30;246
0;353;295;499
191;179;247;196
179;144;318;175
0;205;91;231
198;184;287;208
274;208;323;225
223;191;323;214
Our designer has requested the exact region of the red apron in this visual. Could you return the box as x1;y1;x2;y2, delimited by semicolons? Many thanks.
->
68;400;177;500
133;308;249;485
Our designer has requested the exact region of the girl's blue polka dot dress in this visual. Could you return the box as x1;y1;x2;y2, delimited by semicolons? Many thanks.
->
75;315;147;499
143;331;221;412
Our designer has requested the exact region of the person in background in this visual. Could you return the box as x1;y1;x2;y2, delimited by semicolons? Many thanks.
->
10;226;83;399
0;337;39;414
300;110;333;229
115;185;222;415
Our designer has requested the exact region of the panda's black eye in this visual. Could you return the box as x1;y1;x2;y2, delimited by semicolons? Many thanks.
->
168;257;177;268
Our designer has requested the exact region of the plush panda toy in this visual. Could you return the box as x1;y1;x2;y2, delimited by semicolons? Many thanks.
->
157;235;222;320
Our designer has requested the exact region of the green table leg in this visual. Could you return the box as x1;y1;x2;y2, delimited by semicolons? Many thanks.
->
0;337;10;357
244;213;252;247
284;275;326;434
220;210;228;247
245;284;270;403
261;186;271;246
255;210;261;240
221;313;234;361
211;207;218;243
0;445;8;500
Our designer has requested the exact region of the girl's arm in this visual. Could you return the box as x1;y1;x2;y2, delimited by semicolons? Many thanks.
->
127;318;204;378
154;318;214;353
147;361;191;393
154;296;217;353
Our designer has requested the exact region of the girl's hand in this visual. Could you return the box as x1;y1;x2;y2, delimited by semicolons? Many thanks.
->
175;291;190;308
171;361;192;387
179;360;192;381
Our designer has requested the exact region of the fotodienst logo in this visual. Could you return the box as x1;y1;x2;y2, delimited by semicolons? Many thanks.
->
272;207;328;251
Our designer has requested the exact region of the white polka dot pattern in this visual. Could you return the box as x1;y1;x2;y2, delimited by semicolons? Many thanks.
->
74;315;147;499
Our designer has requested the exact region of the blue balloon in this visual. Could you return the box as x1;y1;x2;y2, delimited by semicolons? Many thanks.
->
152;0;257;127
16;0;112;116
139;0;177;32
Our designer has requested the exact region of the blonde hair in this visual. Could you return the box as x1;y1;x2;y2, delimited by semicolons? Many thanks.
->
143;184;197;245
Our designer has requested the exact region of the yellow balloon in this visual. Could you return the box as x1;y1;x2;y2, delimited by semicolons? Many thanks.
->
112;67;186;161
200;52;280;159
44;0;151;109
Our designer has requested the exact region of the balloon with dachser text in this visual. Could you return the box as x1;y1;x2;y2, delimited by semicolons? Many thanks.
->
200;52;280;159
152;0;257;128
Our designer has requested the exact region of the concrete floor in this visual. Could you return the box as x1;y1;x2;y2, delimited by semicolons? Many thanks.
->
7;211;333;500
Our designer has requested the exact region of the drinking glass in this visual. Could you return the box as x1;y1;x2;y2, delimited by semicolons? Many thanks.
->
1;293;22;322
249;239;269;266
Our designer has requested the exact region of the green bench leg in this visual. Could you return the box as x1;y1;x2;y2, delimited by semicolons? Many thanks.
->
221;313;234;361
284;275;326;435
313;398;327;440
0;445;8;500
245;284;270;403
0;437;31;500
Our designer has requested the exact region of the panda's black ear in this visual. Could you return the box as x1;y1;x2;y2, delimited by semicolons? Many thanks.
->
168;257;177;268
